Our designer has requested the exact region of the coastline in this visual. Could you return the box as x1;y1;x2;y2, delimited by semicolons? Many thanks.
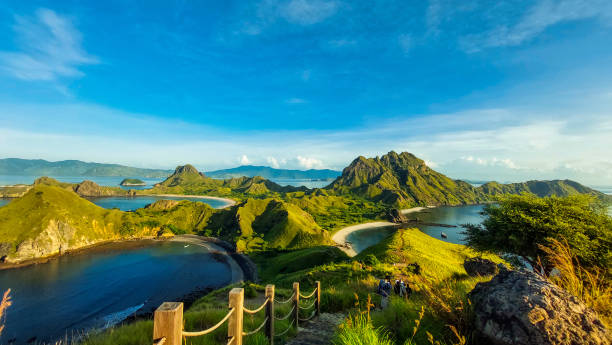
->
152;194;237;208
332;206;435;257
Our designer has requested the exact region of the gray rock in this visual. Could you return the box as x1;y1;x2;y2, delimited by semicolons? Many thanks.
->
469;268;611;345
387;208;407;223
464;257;498;276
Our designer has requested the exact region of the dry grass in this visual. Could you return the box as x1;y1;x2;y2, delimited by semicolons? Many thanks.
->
0;289;11;336
540;238;611;327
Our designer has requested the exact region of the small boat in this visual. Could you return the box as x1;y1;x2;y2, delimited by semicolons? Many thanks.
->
440;232;448;239
184;244;190;248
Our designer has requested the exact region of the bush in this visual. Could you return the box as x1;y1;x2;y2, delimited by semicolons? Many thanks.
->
363;254;380;266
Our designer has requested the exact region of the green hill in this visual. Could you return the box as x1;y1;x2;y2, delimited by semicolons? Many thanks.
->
206;198;332;251
0;185;156;263
328;151;485;207
144;164;305;198
328;151;611;207
0;158;171;177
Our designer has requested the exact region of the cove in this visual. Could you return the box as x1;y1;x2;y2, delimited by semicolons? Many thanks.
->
345;205;486;254
87;195;231;211
0;240;234;344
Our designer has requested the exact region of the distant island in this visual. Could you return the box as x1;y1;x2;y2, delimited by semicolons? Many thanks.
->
0;158;172;178
205;165;341;180
120;178;146;186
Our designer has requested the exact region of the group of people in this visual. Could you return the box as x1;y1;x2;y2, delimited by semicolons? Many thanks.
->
377;275;411;298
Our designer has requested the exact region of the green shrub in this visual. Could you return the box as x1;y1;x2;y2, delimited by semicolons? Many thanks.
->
363;254;380;266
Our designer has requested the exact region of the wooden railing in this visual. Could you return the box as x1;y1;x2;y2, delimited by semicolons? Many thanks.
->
153;281;321;345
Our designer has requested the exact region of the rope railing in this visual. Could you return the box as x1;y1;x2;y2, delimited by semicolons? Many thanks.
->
152;281;321;345
274;293;295;304
243;298;269;315
299;310;316;322
299;288;317;299
298;300;316;310
243;316;269;336
182;308;235;337
274;319;296;338
274;305;295;321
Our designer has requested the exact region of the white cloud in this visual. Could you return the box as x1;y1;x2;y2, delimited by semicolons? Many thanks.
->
267;156;280;168
0;8;98;81
461;0;612;52
296;156;324;169
280;0;339;25
240;155;251;165
398;33;413;54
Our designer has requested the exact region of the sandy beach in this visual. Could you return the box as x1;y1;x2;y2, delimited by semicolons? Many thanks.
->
153;194;237;208
332;206;435;256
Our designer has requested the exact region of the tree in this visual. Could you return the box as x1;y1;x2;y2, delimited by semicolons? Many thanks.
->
462;194;612;274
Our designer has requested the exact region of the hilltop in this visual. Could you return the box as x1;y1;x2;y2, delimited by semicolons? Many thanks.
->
0;158;171;178
328;151;611;207
206;165;340;180
0;184;330;263
142;164;306;198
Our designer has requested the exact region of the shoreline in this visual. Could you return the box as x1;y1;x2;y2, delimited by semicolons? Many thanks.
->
151;194;237;208
332;206;435;257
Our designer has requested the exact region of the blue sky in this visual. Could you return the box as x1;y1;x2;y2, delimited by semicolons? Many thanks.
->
0;0;611;184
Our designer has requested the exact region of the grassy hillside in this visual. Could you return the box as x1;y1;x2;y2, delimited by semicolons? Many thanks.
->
0;185;332;262
0;186;154;262
206;198;332;251
141;165;305;199
328;151;612;207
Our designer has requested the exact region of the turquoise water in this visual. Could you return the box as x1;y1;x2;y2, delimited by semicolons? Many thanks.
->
0;195;229;211
0;175;163;189
87;195;230;211
0;241;233;344
346;205;486;254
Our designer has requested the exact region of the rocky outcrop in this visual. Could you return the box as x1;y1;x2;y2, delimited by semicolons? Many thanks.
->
145;199;180;210
463;257;498;276
73;180;116;197
387;208;408;223
8;220;92;263
469;267;611;345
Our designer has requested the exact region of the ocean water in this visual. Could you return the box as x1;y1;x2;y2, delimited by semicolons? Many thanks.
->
0;175;163;189
87;195;230;211
0;241;233;344
346;205;485;255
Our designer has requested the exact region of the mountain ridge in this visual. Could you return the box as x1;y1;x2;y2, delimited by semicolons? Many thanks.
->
0;158;171;178
328;151;611;207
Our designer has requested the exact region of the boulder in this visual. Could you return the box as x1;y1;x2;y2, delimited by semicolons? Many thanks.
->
464;257;498;276
387;208;407;223
469;267;611;345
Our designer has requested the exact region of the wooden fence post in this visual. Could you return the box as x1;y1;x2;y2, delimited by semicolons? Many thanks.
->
153;302;183;345
315;281;321;317
228;288;244;345
293;282;299;329
265;284;275;345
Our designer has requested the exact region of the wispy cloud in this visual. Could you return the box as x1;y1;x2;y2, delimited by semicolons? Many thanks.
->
280;0;339;25
0;8;98;81
461;0;612;52
296;155;324;169
285;97;307;104
398;33;412;54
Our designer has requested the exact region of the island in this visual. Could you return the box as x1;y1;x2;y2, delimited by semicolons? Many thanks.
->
119;178;146;186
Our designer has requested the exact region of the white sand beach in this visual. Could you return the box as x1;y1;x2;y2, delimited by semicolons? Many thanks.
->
332;222;396;257
332;206;435;256
153;194;237;208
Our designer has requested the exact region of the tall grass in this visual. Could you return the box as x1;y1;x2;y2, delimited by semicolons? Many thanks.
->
333;313;394;345
539;238;611;327
0;289;11;336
